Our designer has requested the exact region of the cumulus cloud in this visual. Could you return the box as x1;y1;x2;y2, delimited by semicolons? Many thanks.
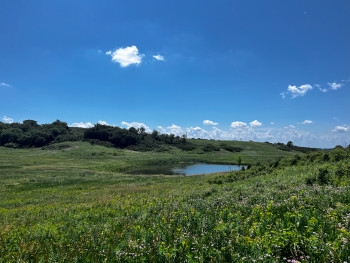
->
203;120;218;125
1;82;11;87
153;54;165;61
328;82;343;90
70;122;93;128
106;46;143;67
298;120;313;124
332;125;350;132
2;116;14;123
276;127;316;145
121;121;151;132
271;122;275;125
250;120;262;128
152;122;342;147
230;121;248;129
286;84;313;98
167;124;184;135
98;120;110;126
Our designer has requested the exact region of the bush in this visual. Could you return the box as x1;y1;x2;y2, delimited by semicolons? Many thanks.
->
176;142;196;151
42;143;72;150
4;142;19;148
202;144;220;152
222;145;243;152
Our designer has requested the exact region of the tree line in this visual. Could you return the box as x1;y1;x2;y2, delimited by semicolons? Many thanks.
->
0;120;195;150
0;120;84;148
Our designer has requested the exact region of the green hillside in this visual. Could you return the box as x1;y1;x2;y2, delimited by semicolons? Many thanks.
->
0;142;349;262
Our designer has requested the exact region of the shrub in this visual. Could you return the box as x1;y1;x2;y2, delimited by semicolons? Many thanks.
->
202;144;220;152
4;142;19;148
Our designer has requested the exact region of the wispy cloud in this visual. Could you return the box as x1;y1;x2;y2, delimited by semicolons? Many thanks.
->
106;46;144;67
250;120;262;128
153;54;165;61
70;122;93;128
328;82;343;90
1;82;11;87
285;125;295;129
285;84;313;98
271;122;275;125
203;120;218;125
298;120;313;124
315;84;327;92
2;116;14;123
332;124;350;132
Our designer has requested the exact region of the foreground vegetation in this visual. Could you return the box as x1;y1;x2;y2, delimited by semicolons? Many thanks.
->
0;142;349;262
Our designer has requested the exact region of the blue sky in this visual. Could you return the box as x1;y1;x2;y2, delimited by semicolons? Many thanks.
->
1;0;349;148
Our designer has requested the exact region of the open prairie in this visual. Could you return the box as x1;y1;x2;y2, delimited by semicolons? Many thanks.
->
0;142;349;262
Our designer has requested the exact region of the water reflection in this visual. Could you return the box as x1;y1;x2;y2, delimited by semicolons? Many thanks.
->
128;163;243;176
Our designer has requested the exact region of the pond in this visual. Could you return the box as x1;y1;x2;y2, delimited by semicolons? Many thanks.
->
128;163;243;176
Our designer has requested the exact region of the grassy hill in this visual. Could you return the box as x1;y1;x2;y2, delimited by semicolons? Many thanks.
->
0;140;317;173
0;142;348;262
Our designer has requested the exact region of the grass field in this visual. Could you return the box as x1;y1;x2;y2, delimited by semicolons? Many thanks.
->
0;141;349;262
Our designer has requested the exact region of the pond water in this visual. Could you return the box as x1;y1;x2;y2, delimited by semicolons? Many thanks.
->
128;163;243;176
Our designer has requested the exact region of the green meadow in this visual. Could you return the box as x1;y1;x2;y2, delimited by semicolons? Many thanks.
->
0;141;349;262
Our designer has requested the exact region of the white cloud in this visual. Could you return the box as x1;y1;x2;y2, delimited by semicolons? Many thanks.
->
284;125;295;129
167;124;184;135
299;120;313;124
106;46;144;67
333;117;339;121
98;120;110;126
250;120;262;128
153;54;165;61
1;82;11;87
2;116;14;123
121;121;151;132
276;127;316;146
332;125;350;132
203;120;218;125
315;84;327;92
328;82;343;90
70;122;93;128
230;121;248;129
280;92;286;99
286;84;313;98
152;122;343;147
271;122;275;125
